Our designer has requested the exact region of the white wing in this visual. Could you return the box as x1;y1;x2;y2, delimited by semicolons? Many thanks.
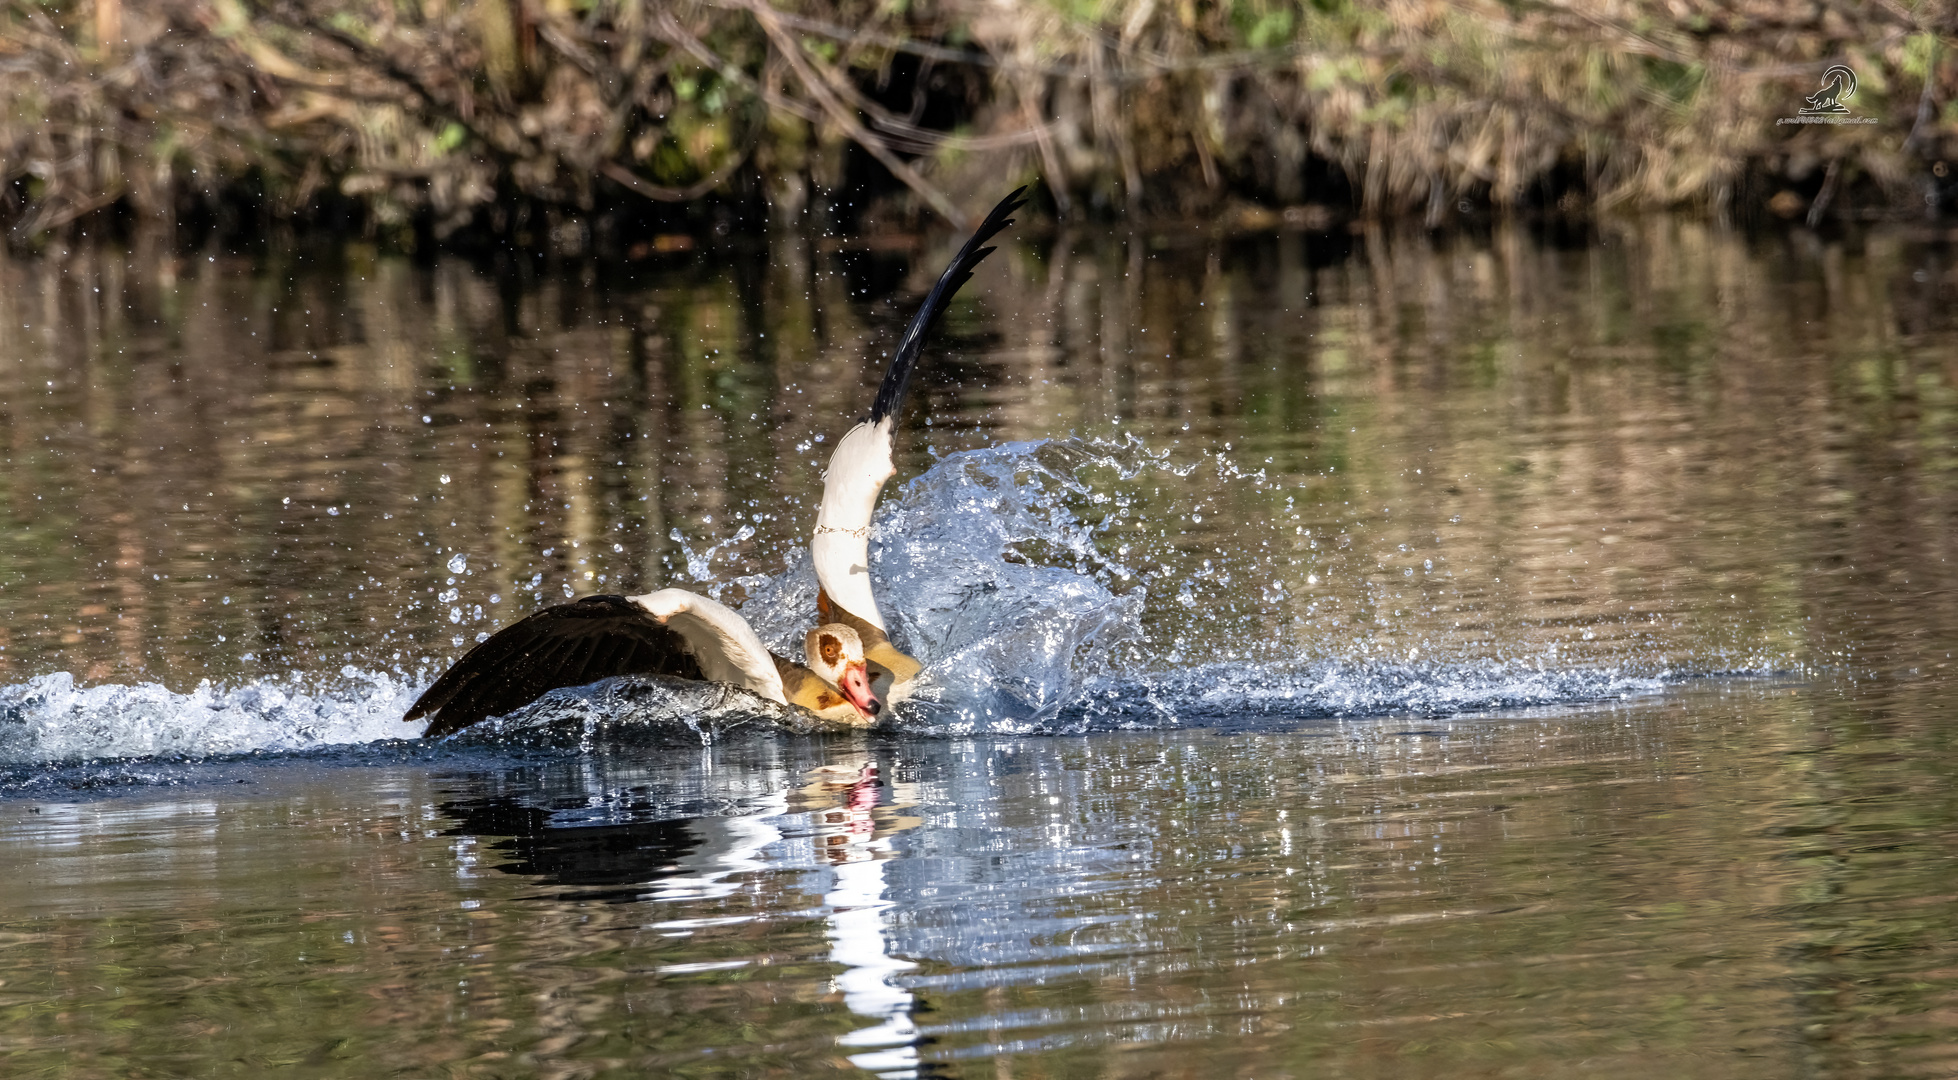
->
806;189;1028;675
631;589;788;702
810;417;897;632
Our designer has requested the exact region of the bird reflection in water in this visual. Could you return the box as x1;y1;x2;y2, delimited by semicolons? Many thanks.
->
438;756;929;1077
805;762;925;1077
805;760;889;860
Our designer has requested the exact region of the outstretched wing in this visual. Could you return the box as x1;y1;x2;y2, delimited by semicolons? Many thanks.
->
812;188;1029;633
407;594;706;738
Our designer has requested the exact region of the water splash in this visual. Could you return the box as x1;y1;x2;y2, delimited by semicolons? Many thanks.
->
1059;660;1665;733
868;439;1153;728
670;524;758;599
0;667;421;768
449;675;867;750
2;437;1757;769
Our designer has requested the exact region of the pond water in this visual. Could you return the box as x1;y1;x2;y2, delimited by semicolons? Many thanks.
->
1;218;1955;1077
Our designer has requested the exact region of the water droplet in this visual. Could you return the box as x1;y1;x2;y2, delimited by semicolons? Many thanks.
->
447;552;468;574
439;474;452;485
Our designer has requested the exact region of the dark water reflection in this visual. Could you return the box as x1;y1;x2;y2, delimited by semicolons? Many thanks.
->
3;680;1958;1077
4;220;1954;691
2;219;1956;1075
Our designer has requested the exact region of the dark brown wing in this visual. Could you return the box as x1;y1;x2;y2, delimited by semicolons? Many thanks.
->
407;594;706;738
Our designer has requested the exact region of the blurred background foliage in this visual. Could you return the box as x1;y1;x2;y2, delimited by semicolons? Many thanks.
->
2;0;1956;245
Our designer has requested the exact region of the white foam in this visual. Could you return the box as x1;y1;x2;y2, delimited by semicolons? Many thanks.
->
0;668;425;766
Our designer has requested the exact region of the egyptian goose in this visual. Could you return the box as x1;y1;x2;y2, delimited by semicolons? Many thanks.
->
406;188;1028;737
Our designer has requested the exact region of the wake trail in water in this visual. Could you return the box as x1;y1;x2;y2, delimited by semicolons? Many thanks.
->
0;667;423;768
3;437;1736;770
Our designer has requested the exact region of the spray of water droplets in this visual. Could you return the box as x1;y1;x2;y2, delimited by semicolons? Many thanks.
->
5;436;1767;766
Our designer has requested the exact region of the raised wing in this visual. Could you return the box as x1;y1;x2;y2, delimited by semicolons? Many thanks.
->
812;187;1028;633
407;594;705;738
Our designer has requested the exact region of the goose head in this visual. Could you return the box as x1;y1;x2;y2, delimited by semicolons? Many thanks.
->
804;624;882;719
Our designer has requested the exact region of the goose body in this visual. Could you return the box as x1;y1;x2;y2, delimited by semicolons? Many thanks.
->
406;591;880;737
406;188;1027;738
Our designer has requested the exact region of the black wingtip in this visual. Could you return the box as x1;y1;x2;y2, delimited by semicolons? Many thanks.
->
866;186;1032;426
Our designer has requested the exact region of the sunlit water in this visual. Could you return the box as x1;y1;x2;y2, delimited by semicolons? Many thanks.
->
1;219;1954;1076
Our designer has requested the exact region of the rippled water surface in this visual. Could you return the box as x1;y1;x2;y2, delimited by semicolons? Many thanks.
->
2;219;1955;1076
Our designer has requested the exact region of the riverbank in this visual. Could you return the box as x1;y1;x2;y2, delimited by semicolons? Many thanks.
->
4;0;1955;248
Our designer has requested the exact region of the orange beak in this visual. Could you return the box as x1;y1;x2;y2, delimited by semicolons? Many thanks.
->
836;661;882;719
